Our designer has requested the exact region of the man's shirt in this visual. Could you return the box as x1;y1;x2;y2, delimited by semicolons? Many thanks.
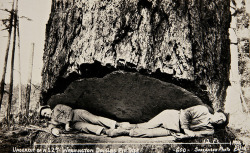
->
180;105;214;131
48;104;73;130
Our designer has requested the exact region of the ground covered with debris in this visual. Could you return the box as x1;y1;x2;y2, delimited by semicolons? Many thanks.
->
0;124;246;153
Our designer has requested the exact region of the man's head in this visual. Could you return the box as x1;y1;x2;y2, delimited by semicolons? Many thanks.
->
210;110;228;125
39;105;52;119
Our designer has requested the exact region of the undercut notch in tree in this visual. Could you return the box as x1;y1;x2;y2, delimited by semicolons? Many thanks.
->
42;0;230;112
37;0;233;149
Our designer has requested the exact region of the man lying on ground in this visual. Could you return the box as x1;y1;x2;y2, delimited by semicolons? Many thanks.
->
106;105;228;139
39;104;130;136
39;104;227;139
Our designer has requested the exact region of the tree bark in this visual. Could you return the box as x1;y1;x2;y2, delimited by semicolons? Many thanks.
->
42;0;231;110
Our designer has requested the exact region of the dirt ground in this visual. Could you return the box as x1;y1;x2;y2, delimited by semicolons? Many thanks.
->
0;127;36;153
0;124;242;153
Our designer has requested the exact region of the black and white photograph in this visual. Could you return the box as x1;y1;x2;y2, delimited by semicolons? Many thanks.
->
0;0;249;152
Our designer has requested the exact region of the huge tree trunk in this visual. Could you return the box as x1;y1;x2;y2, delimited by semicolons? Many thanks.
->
41;0;231;110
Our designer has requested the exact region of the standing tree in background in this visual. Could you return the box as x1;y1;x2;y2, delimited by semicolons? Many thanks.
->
25;43;35;119
16;0;22;122
7;0;18;129
0;0;15;111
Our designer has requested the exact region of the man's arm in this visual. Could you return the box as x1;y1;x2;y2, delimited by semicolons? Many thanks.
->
182;128;214;137
192;128;214;137
179;109;194;136
48;104;73;136
174;128;214;140
183;129;196;137
48;119;62;136
65;121;71;131
180;105;212;137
